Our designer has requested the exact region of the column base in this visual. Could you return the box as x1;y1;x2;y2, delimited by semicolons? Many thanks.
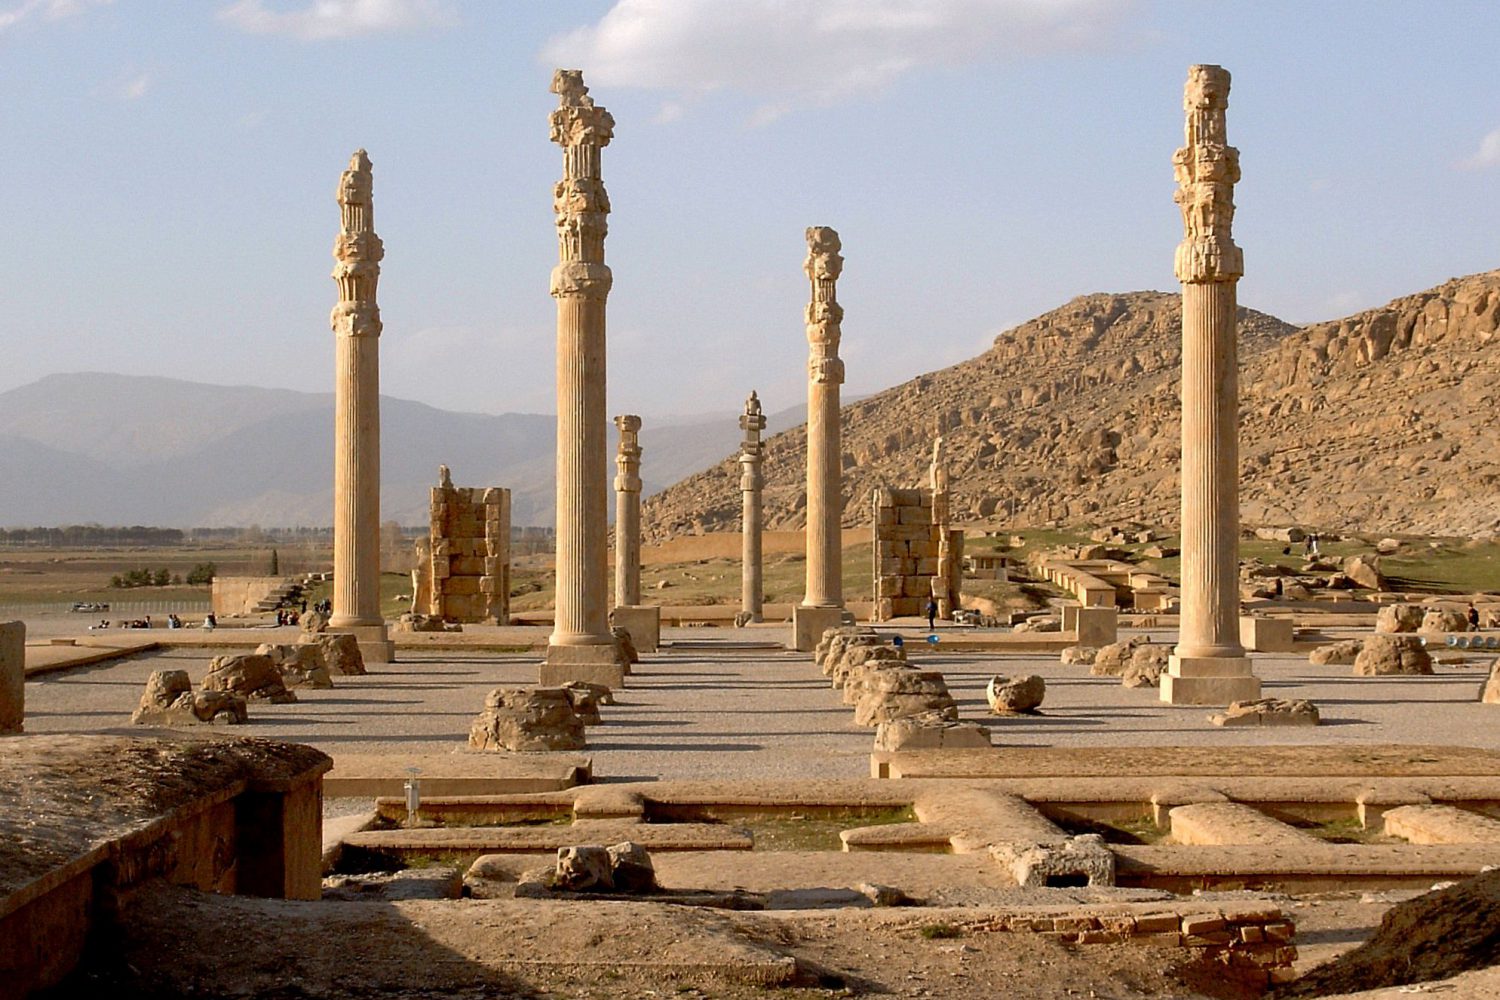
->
609;605;660;652
1160;654;1259;706
541;643;628;689
328;623;394;664
793;605;849;653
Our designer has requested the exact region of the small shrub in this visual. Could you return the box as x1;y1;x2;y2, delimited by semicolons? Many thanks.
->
920;923;963;940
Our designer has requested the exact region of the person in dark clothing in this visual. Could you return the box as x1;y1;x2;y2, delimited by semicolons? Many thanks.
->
926;598;938;630
1470;603;1482;630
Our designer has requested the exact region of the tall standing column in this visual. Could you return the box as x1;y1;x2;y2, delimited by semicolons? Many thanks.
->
1162;64;1258;705
613;415;642;608
543;70;626;685
329;149;392;662
739;391;766;623
929;427;955;620
793;227;848;651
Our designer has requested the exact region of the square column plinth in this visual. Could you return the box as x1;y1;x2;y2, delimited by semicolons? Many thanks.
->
793;605;848;653
329;623;394;664
610;605;660;653
541;643;628;690
1161;654;1260;706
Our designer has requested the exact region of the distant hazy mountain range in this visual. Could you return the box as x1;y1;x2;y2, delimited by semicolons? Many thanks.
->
0;373;809;528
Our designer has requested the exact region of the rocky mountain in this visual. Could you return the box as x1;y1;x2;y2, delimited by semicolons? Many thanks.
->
0;373;806;528
642;270;1500;540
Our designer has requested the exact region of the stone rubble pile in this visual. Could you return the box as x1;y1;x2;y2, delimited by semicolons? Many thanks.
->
517;841;658;896
255;643;333;689
202;653;297;704
299;632;367;675
131;669;248;726
1353;634;1434;676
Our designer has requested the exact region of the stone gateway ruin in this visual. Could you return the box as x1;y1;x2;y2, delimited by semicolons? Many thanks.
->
423;466;511;625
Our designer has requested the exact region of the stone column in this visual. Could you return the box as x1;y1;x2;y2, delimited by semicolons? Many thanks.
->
329;149;392;662
542;70;626;686
1162;65;1259;705
793;227;848;651
739;390;766;623
0;621;23;734
929;427;954;620
613;415;642;608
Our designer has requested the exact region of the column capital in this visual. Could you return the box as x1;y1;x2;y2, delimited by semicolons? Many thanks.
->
549;70;615;149
332;149;383;337
1173;64;1243;284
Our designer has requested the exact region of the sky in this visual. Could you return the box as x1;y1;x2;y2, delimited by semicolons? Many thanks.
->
1;0;1499;424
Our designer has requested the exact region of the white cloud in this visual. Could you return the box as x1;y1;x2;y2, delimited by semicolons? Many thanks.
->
118;71;149;99
651;100;684;124
1459;128;1500;171
218;0;455;41
542;0;1132;122
0;0;110;33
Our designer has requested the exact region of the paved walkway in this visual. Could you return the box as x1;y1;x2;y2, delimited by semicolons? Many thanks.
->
17;624;1500;781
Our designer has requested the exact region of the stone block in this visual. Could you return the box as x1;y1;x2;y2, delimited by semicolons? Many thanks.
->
0;621;23;733
902;576;934;599
1076;607;1118;647
794;605;848;652
1161;654;1260;706
541;644;627;689
610;605;660;653
1239;616;1296;653
444;576;480;596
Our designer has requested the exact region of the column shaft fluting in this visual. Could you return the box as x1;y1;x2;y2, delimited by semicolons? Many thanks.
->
740;391;766;622
613;415;642;608
801;227;845;611
330;149;384;631
548;70;615;653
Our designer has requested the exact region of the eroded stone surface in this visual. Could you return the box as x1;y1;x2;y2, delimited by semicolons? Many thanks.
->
131;670;248;726
300;632;367;676
1354;635;1434;676
874;713;991;751
1209;698;1320;727
202;654;296;704
255;643;332;690
1309;639;1364;665
1375;603;1424;634
1059;645;1097;666
853;669;957;727
469;686;586;752
1480;659;1500;704
986;675;1045;714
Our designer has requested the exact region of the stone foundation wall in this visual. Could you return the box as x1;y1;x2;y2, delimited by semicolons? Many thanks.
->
429;482;510;625
872;488;934;620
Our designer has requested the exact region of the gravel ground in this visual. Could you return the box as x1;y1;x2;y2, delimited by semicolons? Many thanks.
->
19;622;1500;780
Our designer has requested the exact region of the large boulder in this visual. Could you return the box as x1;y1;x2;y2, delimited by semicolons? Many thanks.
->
202;653;296;703
300;609;329;634
131;669;248;726
1342;555;1388;591
1090;637;1143;676
1419;608;1471;635
853;669;958;727
1375;603;1425;634
553;845;613;892
255;643;332;689
1209;698;1319;727
986;675;1045;714
1353;634;1434;676
1122;646;1169;688
831;643;905;693
469;687;586;752
606;841;658;893
300;632;366;676
1308;639;1364;665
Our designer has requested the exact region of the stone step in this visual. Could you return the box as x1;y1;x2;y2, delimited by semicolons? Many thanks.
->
1114;843;1500;893
324;752;591;797
1383;804;1500;844
1168;803;1323;846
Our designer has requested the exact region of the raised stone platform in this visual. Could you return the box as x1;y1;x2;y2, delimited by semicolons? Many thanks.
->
324;752;591;797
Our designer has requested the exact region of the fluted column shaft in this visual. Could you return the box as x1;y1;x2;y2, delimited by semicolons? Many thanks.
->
332;332;382;626
1177;280;1242;658
801;227;845;611
613;415;642;609
553;296;611;645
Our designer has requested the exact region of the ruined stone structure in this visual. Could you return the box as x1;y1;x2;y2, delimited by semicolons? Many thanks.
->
928;430;962;618
871;480;963;624
739;391;766;623
542;70;626;686
794;227;848;650
328;149;393;662
427;466;511;624
1163;65;1258;706
613;415;642;609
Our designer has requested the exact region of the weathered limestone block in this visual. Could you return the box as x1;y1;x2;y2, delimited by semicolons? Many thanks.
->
840;653;909;706
1059;645;1097;666
831;643;905;690
132;669;248;726
1122;649;1167;688
202;654;296;703
820;627;885;676
554;845;613;891
1419;608;1470;634
1209;698;1319;727
606;841;658;893
1239;616;1295;653
255;643;333;689
986;675;1045;714
563;681;612;725
1383;804;1500;844
1309;639;1364;665
1012;617;1061;634
393;613;462;633
612;627;639;666
1480;659;1500;704
1342;555;1388;591
1092;638;1166;679
609;606;659;653
1354;635;1434;676
468;687;586;752
874;712;991;750
301;632;367;676
1375;603;1424;633
991;834;1115;889
0;620;22;734
853;669;958;727
301;609;329;634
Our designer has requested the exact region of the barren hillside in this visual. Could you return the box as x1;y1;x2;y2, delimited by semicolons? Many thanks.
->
642;270;1500;540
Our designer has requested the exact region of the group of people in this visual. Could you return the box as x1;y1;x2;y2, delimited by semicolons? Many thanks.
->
89;612;216;630
275;607;303;627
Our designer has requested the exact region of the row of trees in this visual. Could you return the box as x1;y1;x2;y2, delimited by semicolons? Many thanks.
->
109;563;216;589
0;526;185;547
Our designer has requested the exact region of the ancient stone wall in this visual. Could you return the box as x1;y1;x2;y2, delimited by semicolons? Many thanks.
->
427;468;510;624
872;488;936;621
